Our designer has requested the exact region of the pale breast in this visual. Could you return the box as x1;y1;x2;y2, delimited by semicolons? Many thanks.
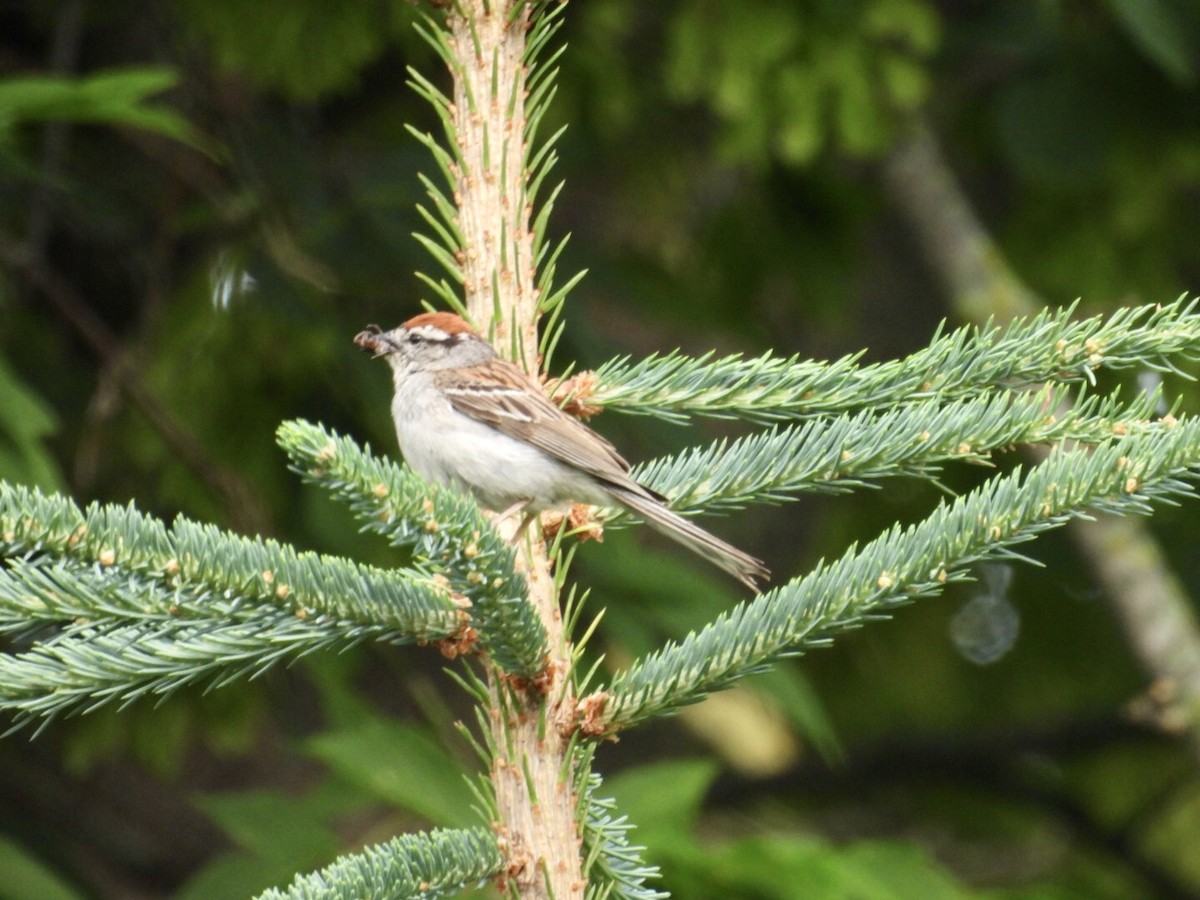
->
391;377;609;511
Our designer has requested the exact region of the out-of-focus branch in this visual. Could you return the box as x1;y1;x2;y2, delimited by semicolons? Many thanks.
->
0;232;271;535
26;0;87;263
882;126;1200;764
882;128;1040;323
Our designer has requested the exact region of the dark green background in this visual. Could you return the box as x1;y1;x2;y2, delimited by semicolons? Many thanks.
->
1;1;1199;897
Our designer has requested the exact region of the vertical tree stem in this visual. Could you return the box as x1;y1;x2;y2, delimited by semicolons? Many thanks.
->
444;3;582;896
450;1;541;369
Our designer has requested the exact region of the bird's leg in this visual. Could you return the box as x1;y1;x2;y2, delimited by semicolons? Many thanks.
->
491;499;537;544
493;499;529;522
514;511;540;542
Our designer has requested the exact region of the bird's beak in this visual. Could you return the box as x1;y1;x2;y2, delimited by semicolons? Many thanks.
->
354;325;399;357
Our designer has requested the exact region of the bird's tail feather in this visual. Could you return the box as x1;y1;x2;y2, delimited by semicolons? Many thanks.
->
612;487;769;592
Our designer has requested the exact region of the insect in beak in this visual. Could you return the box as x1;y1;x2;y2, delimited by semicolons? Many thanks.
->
354;325;396;357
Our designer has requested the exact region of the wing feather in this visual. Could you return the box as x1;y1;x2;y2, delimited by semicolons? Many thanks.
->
434;364;660;495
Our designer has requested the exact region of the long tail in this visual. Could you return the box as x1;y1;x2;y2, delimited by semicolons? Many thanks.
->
611;486;769;592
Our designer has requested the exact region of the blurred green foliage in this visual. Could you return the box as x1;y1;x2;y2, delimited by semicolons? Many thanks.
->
666;0;939;163
0;357;62;491
0;66;208;151
175;0;405;101
0;0;1198;897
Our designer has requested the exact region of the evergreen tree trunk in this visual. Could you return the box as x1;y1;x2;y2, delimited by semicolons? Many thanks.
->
445;2;581;895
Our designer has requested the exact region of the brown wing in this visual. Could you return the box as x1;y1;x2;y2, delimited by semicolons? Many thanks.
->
434;362;640;485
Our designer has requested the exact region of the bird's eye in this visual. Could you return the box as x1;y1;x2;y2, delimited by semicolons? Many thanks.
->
406;333;423;345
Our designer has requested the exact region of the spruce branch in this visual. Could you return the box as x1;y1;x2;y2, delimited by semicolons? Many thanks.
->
591;296;1200;423
255;826;503;900
589;417;1200;734
0;478;460;731
621;384;1163;518
580;773;665;900
0;556;293;632
0;481;454;634
0;559;399;732
277;420;549;677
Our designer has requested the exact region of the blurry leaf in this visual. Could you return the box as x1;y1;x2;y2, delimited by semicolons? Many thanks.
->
831;42;889;155
605;758;719;833
1102;0;1196;85
753;666;843;764
864;0;942;53
0;836;82;900
0;356;62;491
880;53;931;111
194;786;349;858
62;704;190;778
176;853;315;900
662;835;979;900
0;67;215;155
666;3;801;109
182;783;356;899
664;0;939;165
306;718;478;827
178;0;402;100
1145;780;1200;887
776;65;824;164
129;695;193;774
571;0;639;134
61;685;264;777
819;841;974;899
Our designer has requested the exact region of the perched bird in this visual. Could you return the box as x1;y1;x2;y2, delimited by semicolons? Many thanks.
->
356;312;768;590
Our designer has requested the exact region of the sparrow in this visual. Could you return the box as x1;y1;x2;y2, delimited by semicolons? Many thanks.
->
355;312;768;590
